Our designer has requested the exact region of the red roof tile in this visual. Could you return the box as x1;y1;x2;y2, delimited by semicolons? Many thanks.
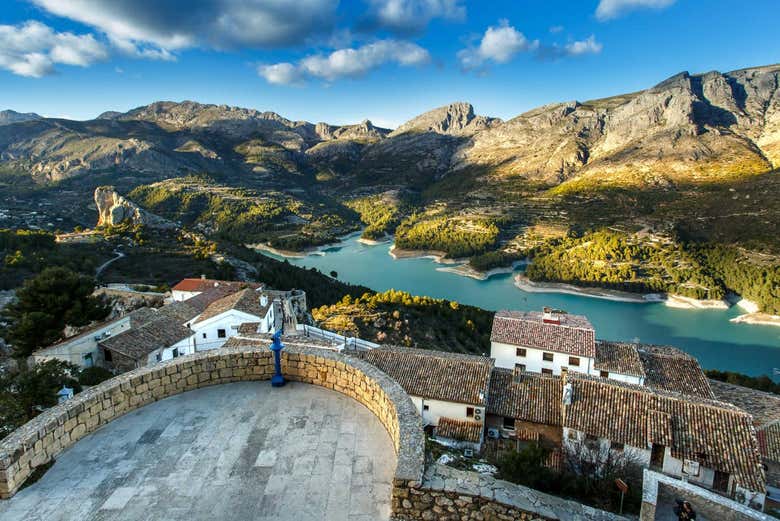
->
491;310;595;357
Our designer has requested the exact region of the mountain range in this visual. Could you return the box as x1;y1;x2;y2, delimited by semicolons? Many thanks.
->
1;63;779;263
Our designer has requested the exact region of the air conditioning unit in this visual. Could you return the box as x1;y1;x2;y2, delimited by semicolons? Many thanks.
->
474;414;482;421
463;448;474;458
487;428;500;439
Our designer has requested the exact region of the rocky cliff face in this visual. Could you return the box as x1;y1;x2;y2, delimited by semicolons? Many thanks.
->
0;110;41;126
455;65;780;184
391;102;498;136
94;186;173;228
1;64;778;190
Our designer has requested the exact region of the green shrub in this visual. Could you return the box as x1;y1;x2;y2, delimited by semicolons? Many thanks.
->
78;366;114;386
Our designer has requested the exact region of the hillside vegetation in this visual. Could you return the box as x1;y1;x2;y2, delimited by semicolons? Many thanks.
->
312;289;493;354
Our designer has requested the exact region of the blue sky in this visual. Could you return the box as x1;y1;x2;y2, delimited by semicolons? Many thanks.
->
0;0;778;127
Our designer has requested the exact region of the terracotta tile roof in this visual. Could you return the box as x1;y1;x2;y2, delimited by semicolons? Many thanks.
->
237;322;261;334
709;379;780;428
99;317;192;361
637;345;713;399
594;341;645;378
758;421;780;463
563;373;765;493
193;288;271;324
491;310;595;357
436;417;483;443
356;346;493;406
487;368;563;426
171;278;262;293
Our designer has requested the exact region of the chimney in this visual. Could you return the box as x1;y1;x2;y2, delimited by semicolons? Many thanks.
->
200;274;206;280
562;383;573;405
542;307;561;324
260;294;268;307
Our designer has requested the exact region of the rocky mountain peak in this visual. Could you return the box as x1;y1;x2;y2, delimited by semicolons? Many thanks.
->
391;102;497;136
0;110;41;126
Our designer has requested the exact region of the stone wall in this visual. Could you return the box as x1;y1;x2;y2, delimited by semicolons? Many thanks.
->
640;469;771;521
393;464;629;521
0;345;424;500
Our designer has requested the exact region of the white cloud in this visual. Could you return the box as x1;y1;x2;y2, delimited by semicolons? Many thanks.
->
549;25;564;34
31;0;339;58
564;35;603;56
367;0;465;33
457;20;538;71
259;39;430;85
258;62;305;86
595;0;676;21
0;20;107;77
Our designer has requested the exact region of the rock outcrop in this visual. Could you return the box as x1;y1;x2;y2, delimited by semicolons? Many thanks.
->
94;186;173;228
391;102;498;136
0;110;41;126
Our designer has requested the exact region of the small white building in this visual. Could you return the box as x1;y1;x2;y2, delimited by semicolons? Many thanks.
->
170;277;263;302
490;309;596;376
356;346;493;450
32;307;158;369
189;288;278;351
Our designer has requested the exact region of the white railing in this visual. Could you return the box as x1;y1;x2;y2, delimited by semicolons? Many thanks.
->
296;324;379;351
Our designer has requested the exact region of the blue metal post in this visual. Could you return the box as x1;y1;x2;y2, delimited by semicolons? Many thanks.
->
270;328;286;387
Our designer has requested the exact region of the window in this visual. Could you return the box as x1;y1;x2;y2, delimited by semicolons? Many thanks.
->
155;353;162;362
82;353;93;368
542;352;554;362
103;349;113;362
172;348;179;358
600;370;609;378
217;329;226;338
541;368;553;375
515;363;526;372
611;441;624;452
202;332;207;339
422;404;429;411
560;367;568;374
503;417;516;430
569;356;580;366
515;348;526;357
466;407;475;418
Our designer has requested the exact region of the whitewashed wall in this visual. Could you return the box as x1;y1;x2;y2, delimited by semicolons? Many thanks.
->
562;428;651;468
587;368;643;385
663;448;716;489
191;309;269;351
491;341;593;376
33;316;132;368
171;289;199;302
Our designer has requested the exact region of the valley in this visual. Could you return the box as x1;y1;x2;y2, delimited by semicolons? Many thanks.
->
1;64;779;316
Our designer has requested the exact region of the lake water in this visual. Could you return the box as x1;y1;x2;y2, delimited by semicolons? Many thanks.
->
260;233;780;378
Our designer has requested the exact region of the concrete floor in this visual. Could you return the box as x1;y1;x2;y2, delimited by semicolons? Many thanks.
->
0;382;396;521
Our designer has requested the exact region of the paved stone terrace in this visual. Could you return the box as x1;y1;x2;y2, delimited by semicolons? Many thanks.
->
0;381;396;521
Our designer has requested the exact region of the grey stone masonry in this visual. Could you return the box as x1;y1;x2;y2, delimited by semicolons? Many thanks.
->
0;345;425;500
392;464;630;521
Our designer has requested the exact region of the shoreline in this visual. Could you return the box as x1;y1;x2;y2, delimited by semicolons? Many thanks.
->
357;236;390;246
730;312;780;328
388;244;463;265
664;294;730;310
249;230;362;259
513;275;659;303
437;261;524;281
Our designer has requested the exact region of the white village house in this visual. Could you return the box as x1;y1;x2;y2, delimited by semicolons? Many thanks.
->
33;279;303;373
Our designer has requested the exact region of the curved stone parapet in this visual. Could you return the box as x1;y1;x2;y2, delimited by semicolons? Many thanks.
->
0;345;424;501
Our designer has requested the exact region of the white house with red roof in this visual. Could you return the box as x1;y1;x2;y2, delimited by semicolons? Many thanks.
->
490;308;596;376
170;276;263;302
